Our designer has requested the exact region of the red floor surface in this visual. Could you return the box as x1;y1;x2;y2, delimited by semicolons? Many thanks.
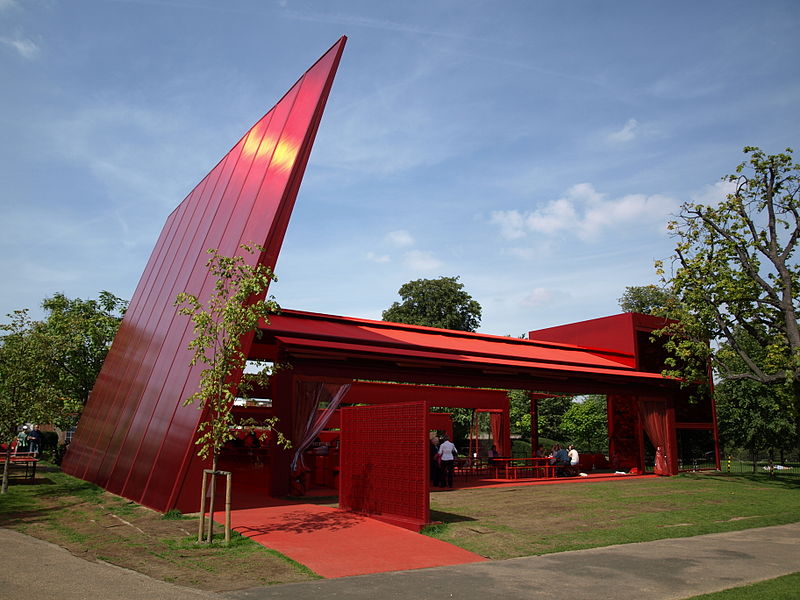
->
450;471;658;490
226;503;487;578
222;472;654;578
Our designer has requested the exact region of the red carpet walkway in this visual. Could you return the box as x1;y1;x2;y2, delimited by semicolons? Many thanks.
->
227;503;487;578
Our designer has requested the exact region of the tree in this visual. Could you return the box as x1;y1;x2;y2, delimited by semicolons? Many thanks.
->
175;244;287;544
656;147;799;426
560;395;608;453
618;285;676;315
0;311;63;493
508;389;531;438
34;292;127;429
535;395;573;442
713;329;796;468
382;276;482;332
715;377;795;471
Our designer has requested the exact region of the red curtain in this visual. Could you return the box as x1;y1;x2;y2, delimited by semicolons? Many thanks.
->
489;410;510;457
639;399;669;475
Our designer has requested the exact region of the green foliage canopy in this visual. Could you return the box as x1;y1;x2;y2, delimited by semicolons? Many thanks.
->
35;291;127;409
536;395;573;441
175;245;286;469
714;330;797;458
0;310;66;492
618;285;676;316
560;395;608;452
382;276;482;332
0;291;126;444
656;147;799;395
716;377;795;459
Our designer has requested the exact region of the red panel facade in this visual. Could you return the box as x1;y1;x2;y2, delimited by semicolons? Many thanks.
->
346;381;509;410
339;402;429;530
62;37;347;512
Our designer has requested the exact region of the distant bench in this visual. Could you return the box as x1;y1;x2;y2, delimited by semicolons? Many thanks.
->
489;457;558;479
0;452;39;478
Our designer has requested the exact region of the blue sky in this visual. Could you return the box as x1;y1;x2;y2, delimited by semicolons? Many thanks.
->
2;0;798;337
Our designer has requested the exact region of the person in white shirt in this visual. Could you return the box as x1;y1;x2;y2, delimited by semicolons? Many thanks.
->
568;445;579;468
437;436;458;488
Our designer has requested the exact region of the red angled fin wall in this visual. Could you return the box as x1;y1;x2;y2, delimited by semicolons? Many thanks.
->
62;37;347;512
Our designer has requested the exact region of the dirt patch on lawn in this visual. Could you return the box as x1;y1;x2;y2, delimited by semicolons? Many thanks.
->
1;475;316;591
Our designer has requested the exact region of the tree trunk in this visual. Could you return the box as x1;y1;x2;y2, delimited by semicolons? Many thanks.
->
794;380;800;461
1;443;11;494
206;454;218;544
768;448;775;479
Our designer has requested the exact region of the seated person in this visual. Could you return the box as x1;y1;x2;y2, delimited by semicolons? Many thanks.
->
549;444;571;476
567;444;580;475
487;444;499;465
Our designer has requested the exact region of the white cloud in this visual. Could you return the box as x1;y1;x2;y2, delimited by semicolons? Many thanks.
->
0;0;18;10
521;287;554;307
366;252;390;263
489;210;526;240
386;229;415;247
0;35;39;59
491;183;679;242
690;180;736;207
607;118;639;142
404;250;443;272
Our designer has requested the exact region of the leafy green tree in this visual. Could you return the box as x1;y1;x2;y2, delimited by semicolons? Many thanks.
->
175;244;287;543
536;395;573;442
382;276;482;332
716;378;795;471
618;285;676;315
0;310;63;493
714;330;796;468
656;147;799;426
33;292;127;429
560;395;608;453
508;389;531;438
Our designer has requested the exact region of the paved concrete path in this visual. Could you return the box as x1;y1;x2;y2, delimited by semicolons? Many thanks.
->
226;523;800;600
0;527;218;600
2;523;799;600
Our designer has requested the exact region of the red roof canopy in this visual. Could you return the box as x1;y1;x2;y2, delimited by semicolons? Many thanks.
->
253;309;677;394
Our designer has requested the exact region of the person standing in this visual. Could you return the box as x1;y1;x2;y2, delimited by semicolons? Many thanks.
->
27;425;43;457
437;435;458;489
429;436;442;487
16;426;28;454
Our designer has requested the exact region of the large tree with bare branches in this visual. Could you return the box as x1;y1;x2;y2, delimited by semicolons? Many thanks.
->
656;146;799;436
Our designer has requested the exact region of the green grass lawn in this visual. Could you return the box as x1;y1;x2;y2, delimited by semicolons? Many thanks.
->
0;465;318;591
425;472;800;558
2;467;798;594
685;571;800;599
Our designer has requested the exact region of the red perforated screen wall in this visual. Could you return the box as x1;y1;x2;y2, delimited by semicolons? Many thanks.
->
339;402;429;530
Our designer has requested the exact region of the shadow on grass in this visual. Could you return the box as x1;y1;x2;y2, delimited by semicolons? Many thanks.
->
428;509;478;525
0;502;80;526
1;477;56;487
681;472;800;489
